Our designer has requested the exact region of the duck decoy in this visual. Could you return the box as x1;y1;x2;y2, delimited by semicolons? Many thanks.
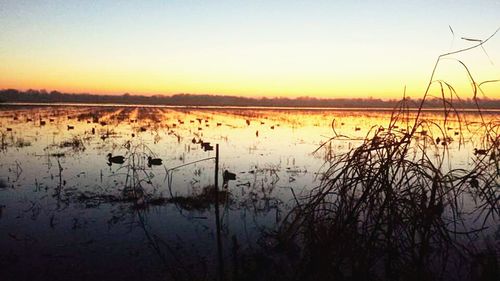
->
6;128;12;132
355;127;361;131
270;125;275;130
223;170;236;181
107;153;125;165
67;125;74;130
147;156;163;167
474;148;487;156
216;122;222;126
222;170;236;188
246;120;250;126
201;142;213;151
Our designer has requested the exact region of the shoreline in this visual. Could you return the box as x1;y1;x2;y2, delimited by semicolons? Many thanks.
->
2;102;500;112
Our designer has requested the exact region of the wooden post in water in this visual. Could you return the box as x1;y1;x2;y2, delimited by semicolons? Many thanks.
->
214;144;224;281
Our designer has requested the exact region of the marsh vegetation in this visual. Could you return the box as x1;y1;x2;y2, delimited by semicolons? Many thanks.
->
1;33;499;281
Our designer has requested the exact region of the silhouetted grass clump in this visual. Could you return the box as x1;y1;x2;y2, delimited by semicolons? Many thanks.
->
264;29;500;281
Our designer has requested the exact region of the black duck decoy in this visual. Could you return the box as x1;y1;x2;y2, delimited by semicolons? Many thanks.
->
147;156;163;167
223;170;236;188
201;142;213;151
474;148;487;156
107;153;125;165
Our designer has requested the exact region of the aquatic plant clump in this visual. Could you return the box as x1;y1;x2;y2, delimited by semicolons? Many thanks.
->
274;30;500;281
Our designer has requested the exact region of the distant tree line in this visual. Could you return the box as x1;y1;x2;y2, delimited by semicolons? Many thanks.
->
1;88;500;108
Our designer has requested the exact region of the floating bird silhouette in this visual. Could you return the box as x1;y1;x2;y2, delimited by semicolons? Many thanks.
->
147;156;163;167
474;148;487;156
107;153;125;165
201;142;213;151
67;125;74;130
222;170;236;188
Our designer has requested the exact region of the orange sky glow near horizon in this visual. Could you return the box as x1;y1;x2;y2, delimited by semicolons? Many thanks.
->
1;1;499;100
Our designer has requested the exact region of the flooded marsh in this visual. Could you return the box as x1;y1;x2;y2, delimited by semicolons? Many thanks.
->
0;104;498;281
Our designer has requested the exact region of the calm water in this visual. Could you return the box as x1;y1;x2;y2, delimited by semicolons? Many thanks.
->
0;104;498;280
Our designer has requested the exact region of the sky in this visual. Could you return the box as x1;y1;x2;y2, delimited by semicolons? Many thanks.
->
0;0;499;99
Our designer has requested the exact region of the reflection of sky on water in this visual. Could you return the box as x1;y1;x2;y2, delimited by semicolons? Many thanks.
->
0;105;498;279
